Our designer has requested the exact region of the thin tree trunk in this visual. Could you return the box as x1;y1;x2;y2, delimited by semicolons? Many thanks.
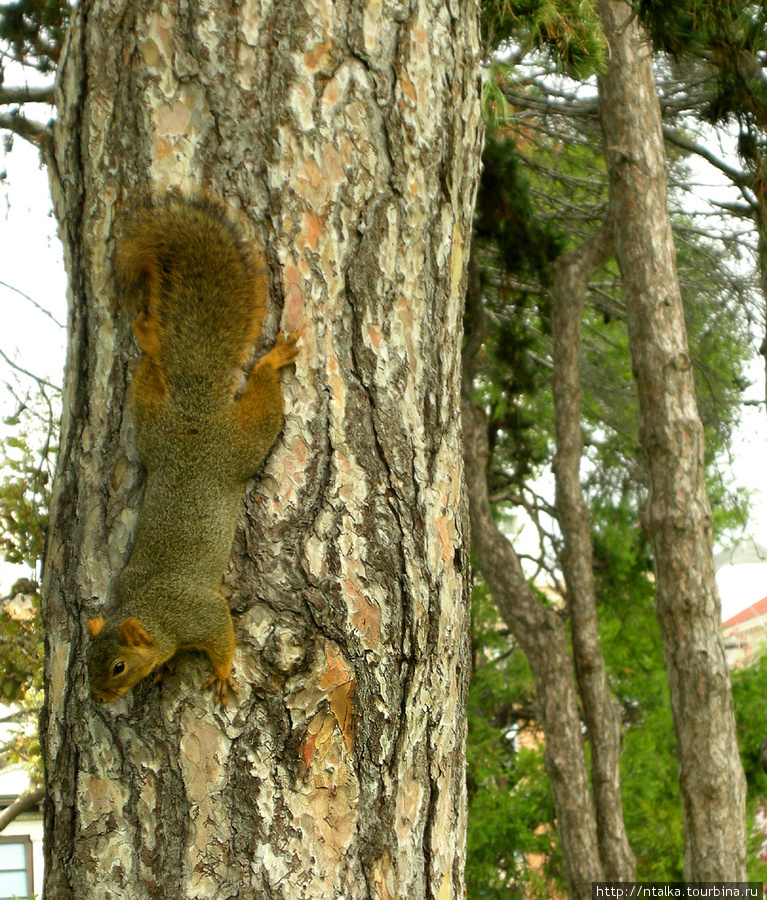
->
462;254;604;900
597;0;747;879
551;221;636;882
755;210;767;422
41;1;483;897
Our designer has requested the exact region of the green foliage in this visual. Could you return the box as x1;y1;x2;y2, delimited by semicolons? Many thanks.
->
676;220;752;443
477;136;565;281
638;0;756;56
620;703;684;882
0;578;43;781
482;70;513;131
466;581;562;898
467;746;557;899
730;654;767;880
0;577;42;704
0;395;54;785
480;0;606;77
579;289;642;498
732;654;767;791
0;404;53;567
0;0;69;72
475;311;553;497
639;0;767;189
469;135;561;490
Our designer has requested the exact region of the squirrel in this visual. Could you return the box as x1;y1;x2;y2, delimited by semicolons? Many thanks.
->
87;197;299;707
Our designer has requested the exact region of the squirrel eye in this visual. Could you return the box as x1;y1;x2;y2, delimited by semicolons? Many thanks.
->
112;661;126;677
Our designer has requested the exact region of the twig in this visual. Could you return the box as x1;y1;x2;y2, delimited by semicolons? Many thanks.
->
0;281;65;329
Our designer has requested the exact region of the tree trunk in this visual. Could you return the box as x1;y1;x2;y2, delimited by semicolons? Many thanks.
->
462;256;604;900
550;222;636;882
41;1;483;898
597;0;747;880
754;210;767;422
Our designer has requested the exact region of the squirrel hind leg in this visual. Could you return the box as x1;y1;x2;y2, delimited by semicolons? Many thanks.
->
203;667;237;707
228;333;300;472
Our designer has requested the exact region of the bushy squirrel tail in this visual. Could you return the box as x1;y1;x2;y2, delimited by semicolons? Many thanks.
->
114;197;268;384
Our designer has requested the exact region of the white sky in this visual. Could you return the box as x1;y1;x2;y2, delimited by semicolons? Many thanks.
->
0;140;67;592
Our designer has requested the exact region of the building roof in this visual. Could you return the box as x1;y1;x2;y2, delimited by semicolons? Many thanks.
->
723;595;767;629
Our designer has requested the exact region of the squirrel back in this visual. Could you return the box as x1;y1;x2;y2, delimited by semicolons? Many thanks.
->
115;198;267;399
88;197;299;707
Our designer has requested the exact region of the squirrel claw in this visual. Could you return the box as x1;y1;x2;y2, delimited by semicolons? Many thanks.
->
266;332;300;370
203;671;237;707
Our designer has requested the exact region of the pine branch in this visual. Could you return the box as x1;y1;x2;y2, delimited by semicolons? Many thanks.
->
662;125;752;191
0;85;55;106
0;111;51;148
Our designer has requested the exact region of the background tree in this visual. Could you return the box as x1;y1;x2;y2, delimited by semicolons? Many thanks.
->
39;1;483;897
462;341;606;899
464;8;639;895
637;1;767;416
463;0;755;890
550;217;636;882
465;583;557;898
598;0;746;878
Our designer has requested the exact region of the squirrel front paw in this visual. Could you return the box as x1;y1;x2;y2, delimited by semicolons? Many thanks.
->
263;332;300;371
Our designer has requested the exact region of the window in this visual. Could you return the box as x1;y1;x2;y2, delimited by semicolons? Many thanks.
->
0;836;33;900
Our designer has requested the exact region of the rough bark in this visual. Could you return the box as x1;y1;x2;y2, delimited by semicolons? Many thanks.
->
755;211;767;422
41;1;483;898
551;221;636;883
597;0;747;880
462;255;603;900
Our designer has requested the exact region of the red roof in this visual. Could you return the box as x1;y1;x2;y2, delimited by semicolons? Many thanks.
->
723;595;767;629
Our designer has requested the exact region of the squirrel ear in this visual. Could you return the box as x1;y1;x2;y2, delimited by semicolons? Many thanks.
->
117;619;154;648
87;616;105;638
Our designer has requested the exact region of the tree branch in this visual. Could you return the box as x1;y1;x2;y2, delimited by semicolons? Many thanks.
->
0;112;51;149
0;787;45;833
662;125;753;192
0;281;66;330
0;85;55;106
0;346;61;392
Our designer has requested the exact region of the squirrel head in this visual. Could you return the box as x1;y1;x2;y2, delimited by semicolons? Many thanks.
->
87;616;159;703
